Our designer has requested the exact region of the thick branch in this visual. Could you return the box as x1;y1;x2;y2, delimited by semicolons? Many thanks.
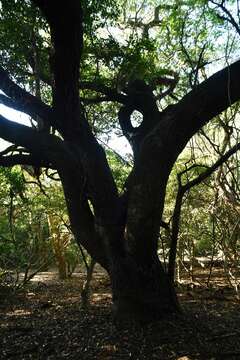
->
118;80;160;159
0;66;53;125
173;59;240;148
118;106;136;139
0;154;51;168
59;169;109;270
32;0;83;134
32;3;122;239
0;114;65;169
0;94;38;125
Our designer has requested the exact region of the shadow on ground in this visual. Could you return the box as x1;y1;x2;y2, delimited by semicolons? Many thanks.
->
0;271;240;359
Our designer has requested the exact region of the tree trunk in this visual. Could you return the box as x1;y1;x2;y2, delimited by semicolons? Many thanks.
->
58;140;180;322
101;219;180;322
1;0;240;326
48;214;68;280
110;254;179;322
81;258;96;309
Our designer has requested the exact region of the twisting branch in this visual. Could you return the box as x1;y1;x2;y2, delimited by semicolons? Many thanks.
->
118;105;136;139
126;2;190;39
118;79;160;158
32;1;122;242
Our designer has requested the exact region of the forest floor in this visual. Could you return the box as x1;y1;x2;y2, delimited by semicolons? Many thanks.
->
0;268;240;360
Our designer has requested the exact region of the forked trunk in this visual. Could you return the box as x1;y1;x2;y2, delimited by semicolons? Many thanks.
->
60;149;180;323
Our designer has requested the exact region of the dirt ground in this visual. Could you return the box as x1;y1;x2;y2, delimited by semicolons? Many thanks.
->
0;268;240;360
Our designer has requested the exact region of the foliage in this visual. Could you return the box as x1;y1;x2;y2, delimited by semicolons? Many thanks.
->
0;168;83;284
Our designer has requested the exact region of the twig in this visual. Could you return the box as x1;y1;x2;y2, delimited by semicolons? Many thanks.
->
207;331;240;341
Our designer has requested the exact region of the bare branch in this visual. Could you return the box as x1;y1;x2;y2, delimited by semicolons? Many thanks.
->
178;163;209;181
153;72;179;101
168;141;240;282
192;43;207;87
209;0;240;37
83;96;111;105
0;145;19;156
45;168;61;181
182;142;240;191
97;137;132;167
127;4;162;38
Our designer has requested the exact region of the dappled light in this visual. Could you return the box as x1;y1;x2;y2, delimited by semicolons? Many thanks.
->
6;309;32;317
1;269;240;358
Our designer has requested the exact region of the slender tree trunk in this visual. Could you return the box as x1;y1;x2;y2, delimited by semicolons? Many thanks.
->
81;258;96;309
48;214;67;280
168;188;184;283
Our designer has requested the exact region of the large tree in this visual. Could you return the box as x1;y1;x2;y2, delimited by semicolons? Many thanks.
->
0;0;240;321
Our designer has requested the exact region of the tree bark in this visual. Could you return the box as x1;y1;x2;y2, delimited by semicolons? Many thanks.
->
111;254;180;322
